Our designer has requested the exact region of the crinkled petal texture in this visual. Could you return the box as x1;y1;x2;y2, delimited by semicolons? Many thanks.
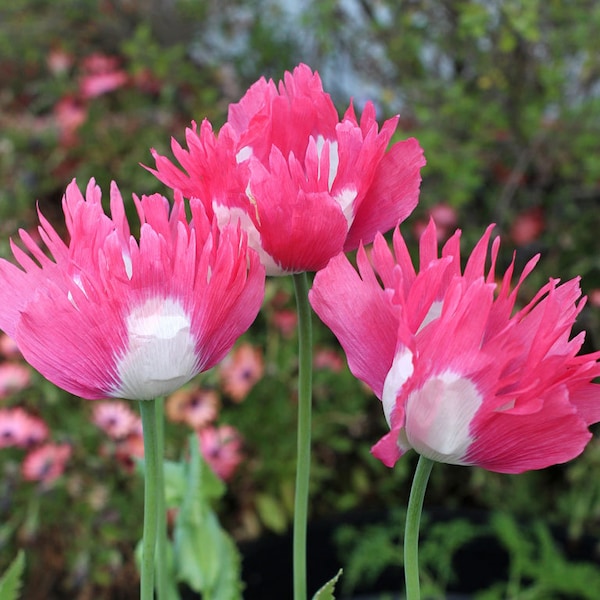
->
0;179;265;401
309;219;600;474
149;63;425;275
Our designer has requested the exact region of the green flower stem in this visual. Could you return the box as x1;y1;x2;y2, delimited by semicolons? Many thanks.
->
139;398;160;600
404;455;434;600
292;272;313;600
154;397;168;600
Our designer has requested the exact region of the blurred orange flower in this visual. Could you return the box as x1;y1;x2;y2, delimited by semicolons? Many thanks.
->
166;387;219;429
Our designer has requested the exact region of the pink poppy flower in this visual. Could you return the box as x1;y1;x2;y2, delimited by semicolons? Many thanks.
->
0;178;265;401
166;387;219;429
79;53;128;99
0;363;30;398
22;443;71;485
149;63;425;275
198;424;243;481
92;401;141;439
219;343;264;402
0;408;48;449
310;220;600;474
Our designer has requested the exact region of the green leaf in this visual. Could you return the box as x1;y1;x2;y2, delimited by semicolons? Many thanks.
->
312;569;343;600
255;493;288;533
163;460;186;508
173;435;242;600
0;551;25;600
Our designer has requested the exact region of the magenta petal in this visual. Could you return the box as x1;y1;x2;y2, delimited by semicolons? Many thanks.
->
344;137;426;251
310;250;398;397
467;386;592;474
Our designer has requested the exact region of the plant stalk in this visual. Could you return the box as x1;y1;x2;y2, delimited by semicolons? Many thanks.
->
404;454;434;600
292;272;314;600
139;399;160;600
154;397;168;599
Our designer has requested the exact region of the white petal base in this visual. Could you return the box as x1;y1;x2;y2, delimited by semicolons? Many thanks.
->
405;371;482;465
113;297;198;400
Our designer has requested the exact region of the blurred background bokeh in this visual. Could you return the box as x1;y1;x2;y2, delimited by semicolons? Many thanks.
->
1;1;600;598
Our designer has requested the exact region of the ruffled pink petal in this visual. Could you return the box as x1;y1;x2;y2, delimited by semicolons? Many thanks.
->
249;149;348;274
310;248;398;397
344;137;426;251
466;385;592;473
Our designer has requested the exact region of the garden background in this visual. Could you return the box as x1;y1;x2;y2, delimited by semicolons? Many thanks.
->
1;0;600;598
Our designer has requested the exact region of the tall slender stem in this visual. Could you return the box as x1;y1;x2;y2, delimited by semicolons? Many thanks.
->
154;397;168;599
292;272;313;600
404;455;434;600
139;399;160;600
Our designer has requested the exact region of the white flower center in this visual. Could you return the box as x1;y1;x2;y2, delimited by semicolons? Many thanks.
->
405;371;482;464
114;297;198;400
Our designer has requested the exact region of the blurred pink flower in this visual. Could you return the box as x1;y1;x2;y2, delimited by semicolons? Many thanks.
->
22;443;71;485
313;348;345;372
131;67;162;95
510;207;545;246
0;334;21;359
79;53;128;99
413;202;458;242
0;363;30;398
166;387;219;429
114;433;145;473
0;408;48;449
198;424;243;481
53;96;87;147
311;219;600;474
150;63;425;275
92;401;141;439
219;343;264;402
588;289;600;308
0;178;265;402
80;71;129;99
272;309;298;338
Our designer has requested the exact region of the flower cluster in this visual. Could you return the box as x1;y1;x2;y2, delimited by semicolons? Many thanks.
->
166;384;245;481
0;406;71;485
150;63;425;275
92;401;144;472
0;60;599;600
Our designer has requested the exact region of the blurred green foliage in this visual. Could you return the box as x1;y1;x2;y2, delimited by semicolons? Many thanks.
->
1;0;600;598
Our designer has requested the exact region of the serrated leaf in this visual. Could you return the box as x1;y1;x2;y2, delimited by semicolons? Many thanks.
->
163;460;186;508
174;435;242;600
0;551;25;600
312;569;343;600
